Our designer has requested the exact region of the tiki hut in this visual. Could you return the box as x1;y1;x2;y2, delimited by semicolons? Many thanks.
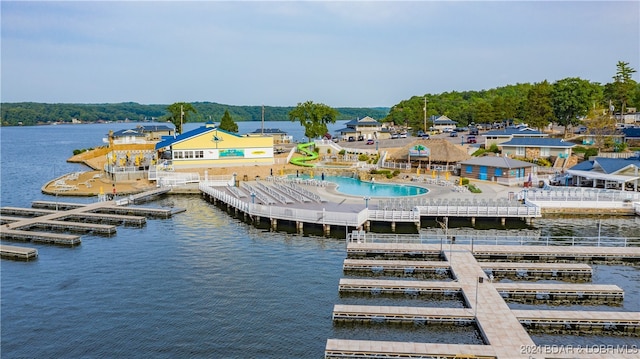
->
388;139;471;169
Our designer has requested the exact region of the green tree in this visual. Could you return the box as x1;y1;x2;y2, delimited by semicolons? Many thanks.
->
166;102;197;134
524;80;554;130
218;109;238;133
604;61;637;118
288;101;339;141
551;77;599;137
584;106;616;151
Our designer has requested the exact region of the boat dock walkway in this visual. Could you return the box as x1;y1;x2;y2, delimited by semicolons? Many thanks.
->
326;242;640;359
0;189;177;253
346;242;640;264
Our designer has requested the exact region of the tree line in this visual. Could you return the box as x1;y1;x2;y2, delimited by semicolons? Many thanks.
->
0;101;389;127
385;61;639;136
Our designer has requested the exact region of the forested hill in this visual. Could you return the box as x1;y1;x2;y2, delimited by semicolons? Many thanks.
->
0;102;390;126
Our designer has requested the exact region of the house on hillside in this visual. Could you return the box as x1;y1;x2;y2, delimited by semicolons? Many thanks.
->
567;156;640;191
431;115;457;133
457;156;535;186
499;138;575;163
622;128;640;146
336;116;387;141
154;123;274;169
482;127;547;148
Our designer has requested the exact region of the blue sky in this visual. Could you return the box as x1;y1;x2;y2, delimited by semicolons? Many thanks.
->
1;1;638;107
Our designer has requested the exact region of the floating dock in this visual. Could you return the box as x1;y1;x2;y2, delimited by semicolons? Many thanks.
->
0;190;178;254
332;304;474;325
339;278;461;299
327;243;640;359
347;243;640;264
343;259;450;278
0;244;38;260
480;262;593;281
0;228;81;246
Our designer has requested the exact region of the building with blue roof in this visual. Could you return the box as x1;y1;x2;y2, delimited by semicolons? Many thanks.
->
335;116;387;141
566;156;640;191
154;123;274;169
482;127;548;148
499;138;575;165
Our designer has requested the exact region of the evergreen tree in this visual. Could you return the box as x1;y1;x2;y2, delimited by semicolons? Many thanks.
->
219;109;238;133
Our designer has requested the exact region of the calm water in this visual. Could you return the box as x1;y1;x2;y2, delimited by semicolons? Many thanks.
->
1;123;639;358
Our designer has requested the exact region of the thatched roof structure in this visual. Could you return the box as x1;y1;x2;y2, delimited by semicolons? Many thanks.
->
388;139;471;164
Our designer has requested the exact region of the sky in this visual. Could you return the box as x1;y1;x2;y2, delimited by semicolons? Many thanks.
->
1;1;638;108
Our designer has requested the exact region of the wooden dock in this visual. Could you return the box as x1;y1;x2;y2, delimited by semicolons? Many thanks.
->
342;259;593;281
0;244;38;260
347;243;640;264
343;259;450;278
326;242;640;359
1;190;178;253
0;227;81;245
480;262;593;281
339;278;461;298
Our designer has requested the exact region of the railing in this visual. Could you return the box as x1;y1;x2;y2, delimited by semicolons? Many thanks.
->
523;187;640;202
367;209;420;222
199;183;366;227
157;172;201;187
416;204;541;217
347;232;640;247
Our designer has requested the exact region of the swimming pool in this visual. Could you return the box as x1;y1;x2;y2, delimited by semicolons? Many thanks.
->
306;175;428;197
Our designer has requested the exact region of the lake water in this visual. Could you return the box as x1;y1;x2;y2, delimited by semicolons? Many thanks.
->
1;122;639;358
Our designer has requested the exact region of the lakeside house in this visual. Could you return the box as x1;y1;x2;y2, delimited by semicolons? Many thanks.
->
103;124;175;145
458;156;535;186
154;123;274;169
499;138;575;167
335;116;389;141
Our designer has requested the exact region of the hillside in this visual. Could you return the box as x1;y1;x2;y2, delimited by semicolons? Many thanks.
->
0;102;390;126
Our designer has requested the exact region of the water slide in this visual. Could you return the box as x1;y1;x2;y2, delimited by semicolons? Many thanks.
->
290;142;317;167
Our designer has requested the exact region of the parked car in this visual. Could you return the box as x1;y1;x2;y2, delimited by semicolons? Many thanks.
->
399;132;407;138
366;139;374;145
450;131;458;137
574;126;587;134
391;133;399;139
421;133;430;140
348;136;355;142
467;135;477;144
357;135;364;141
